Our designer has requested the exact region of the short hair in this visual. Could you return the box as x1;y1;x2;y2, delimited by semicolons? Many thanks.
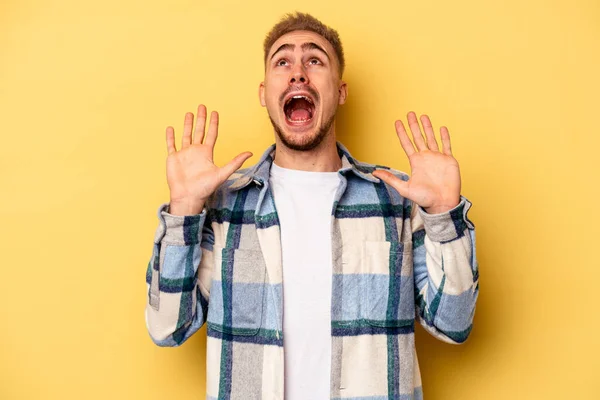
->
263;12;345;77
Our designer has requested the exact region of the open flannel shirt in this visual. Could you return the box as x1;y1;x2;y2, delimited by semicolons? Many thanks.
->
145;142;479;400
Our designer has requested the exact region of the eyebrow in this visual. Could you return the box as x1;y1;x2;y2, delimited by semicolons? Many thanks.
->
270;42;330;61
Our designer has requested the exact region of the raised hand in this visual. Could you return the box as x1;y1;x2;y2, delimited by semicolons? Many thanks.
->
372;112;461;214
165;104;253;216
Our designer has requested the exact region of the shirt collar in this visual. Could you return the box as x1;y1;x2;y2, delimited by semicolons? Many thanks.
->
227;141;380;192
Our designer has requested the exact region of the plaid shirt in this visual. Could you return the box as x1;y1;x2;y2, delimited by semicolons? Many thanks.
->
145;142;479;400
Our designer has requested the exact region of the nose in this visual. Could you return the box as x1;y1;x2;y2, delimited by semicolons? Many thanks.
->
289;65;309;85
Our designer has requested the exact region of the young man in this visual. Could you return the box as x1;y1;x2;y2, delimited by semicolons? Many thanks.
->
145;12;479;400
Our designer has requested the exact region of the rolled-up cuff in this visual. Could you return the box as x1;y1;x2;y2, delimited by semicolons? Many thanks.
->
153;203;207;245
417;196;475;242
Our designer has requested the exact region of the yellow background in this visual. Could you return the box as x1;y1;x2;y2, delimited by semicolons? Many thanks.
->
1;0;598;398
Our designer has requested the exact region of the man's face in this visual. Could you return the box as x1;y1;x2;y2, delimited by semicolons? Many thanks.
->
260;30;347;151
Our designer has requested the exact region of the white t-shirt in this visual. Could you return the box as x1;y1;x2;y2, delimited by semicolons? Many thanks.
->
269;162;341;400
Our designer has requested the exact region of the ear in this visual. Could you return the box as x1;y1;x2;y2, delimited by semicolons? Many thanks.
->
259;82;266;107
338;81;348;105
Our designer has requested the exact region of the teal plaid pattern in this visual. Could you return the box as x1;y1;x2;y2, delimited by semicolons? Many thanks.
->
145;142;479;400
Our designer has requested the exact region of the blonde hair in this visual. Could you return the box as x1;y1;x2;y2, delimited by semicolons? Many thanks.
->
263;12;345;76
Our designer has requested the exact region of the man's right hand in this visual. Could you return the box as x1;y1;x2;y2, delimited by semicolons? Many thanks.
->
165;104;253;216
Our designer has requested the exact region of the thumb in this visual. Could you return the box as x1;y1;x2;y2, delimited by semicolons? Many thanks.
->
372;169;410;198
219;151;253;181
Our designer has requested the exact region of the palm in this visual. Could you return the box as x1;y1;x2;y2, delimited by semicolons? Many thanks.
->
373;112;462;214
165;104;252;210
167;144;226;203
404;151;461;210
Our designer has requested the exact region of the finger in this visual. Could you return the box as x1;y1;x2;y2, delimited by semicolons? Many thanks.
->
193;104;207;144
372;169;410;198
204;111;219;148
420;114;440;151
182;112;194;149
440;126;452;155
218;152;253;182
166;126;177;155
394;120;416;157
407;111;427;151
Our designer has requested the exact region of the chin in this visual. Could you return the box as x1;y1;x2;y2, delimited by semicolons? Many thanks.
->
269;112;334;152
281;129;322;150
266;88;337;151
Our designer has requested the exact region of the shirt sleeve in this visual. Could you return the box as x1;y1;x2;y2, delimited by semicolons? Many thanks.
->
411;195;479;344
144;202;215;346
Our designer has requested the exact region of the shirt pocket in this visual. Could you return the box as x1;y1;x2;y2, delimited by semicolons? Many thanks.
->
363;240;414;328
207;246;267;336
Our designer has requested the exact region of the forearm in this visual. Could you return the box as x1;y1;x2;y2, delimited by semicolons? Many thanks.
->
145;202;212;346
413;196;479;344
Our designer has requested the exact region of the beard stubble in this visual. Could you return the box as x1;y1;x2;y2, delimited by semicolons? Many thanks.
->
268;112;336;152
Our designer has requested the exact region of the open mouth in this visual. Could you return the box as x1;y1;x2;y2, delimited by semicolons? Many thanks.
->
283;95;315;126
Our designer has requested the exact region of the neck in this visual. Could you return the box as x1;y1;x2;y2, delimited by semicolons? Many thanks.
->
273;125;342;172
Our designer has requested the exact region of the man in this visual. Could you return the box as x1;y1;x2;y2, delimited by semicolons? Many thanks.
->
145;12;479;400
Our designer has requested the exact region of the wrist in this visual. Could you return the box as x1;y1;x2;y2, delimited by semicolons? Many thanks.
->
168;199;205;216
423;199;460;214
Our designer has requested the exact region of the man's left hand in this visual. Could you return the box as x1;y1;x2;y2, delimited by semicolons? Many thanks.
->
372;112;461;214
